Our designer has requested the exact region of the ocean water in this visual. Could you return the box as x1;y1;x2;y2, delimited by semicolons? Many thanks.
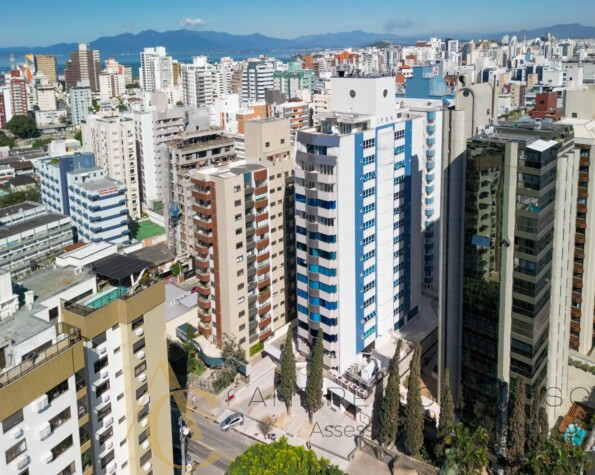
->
0;53;293;75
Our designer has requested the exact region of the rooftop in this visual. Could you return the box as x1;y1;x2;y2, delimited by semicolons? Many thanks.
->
0;201;41;218
165;282;197;321
0;212;70;240
76;177;125;192
130;244;175;266
130;220;166;241
87;254;151;281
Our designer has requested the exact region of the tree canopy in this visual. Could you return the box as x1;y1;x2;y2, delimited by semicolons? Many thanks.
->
228;437;345;475
6;115;37;138
305;328;324;423
278;324;297;415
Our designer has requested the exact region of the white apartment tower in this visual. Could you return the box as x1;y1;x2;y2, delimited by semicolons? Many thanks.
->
181;56;216;107
140;47;174;93
82;114;141;219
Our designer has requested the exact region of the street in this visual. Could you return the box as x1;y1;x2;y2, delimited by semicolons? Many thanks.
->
172;406;254;474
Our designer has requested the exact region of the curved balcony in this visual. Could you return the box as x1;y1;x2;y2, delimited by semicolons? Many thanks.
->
426;149;435;158
258;303;271;316
258;316;272;330
259;328;272;342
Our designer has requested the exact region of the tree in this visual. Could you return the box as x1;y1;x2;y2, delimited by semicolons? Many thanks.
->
404;342;424;457
506;379;526;471
436;368;455;459
0;131;15;148
6;115;37;138
74;130;82;143
277;324;296;415
526;392;547;456
376;339;402;446
171;261;182;276
305;328;324;424
527;430;592;475
228;436;345;475
259;415;274;437
443;424;489;474
0;187;41;208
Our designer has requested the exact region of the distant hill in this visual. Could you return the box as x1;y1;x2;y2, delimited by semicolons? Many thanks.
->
1;24;594;58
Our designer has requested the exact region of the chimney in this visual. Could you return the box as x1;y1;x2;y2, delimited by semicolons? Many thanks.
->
25;290;35;310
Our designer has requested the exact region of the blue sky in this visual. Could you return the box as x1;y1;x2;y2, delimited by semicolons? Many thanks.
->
1;0;594;47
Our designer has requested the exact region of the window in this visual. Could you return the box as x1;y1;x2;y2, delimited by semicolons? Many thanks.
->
280;139;285;144
236;241;243;249
140;449;152;466
265;142;270;148
234;185;241;193
98;426;113;446
132;316;144;330
235;214;241;221
94;356;108;373
115;369;123;378
100;450;115;469
234;200;241;207
97;404;111;421
133;338;145;353
51;435;73;460
235;228;242;235
96;381;110;398
136;383;148;400
135;361;147;377
238;297;245;304
237;269;244;277
6;440;26;464
2;409;23;433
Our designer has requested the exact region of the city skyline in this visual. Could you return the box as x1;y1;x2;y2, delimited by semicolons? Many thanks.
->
1;0;595;48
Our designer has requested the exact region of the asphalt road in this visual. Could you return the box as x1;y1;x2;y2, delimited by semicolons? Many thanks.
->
172;407;254;474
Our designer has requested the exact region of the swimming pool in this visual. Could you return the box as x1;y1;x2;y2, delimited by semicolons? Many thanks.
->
85;287;128;309
564;423;587;446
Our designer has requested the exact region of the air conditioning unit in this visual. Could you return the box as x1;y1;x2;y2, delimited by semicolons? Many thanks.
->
135;328;144;337
141;418;148;427
36;422;51;441
144;462;152;472
40;452;53;464
105;441;113;450
138;373;147;382
137;351;145;360
10;427;23;439
143;395;150;406
107;462;117;474
142;440;150;450
100;370;109;379
104;417;114;428
34;394;49;413
102;394;110;403
12;454;30;471
98;345;107;355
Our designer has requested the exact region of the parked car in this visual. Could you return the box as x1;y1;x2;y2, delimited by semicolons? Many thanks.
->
219;413;244;431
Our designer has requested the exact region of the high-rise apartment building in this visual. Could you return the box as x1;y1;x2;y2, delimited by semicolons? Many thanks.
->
9;79;28;117
181;56;216;107
294;76;424;372
34;54;58;83
82;114;141;219
0;92;6;129
36;86;57;112
133;92;197;211
164;131;238;260
242;60;274;103
69;86;92;126
99;72;126;101
0;255;173;475
560;118;595;355
459;121;577;429
139;47;173;93
273;62;315;98
64;43;101;92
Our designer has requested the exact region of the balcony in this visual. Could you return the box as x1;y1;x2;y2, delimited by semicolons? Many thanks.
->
259;316;272;330
258;303;272;316
259;328;273;342
0;323;81;389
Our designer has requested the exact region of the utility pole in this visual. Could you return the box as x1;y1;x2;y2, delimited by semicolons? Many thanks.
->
178;415;190;474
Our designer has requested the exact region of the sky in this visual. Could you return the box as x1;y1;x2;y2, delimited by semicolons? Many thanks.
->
1;0;594;47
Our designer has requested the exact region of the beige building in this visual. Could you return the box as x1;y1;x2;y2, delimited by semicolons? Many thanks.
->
34;54;58;83
560;117;595;355
82;114;141;219
36;86;57;112
163;130;238;260
188;118;295;356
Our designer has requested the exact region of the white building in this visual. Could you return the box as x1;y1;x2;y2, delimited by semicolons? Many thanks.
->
294;76;423;372
82;114;141;219
181;56;216;107
69;86;92;126
139;47;173;93
98;72;126;102
36;86;57;112
242;60;274;103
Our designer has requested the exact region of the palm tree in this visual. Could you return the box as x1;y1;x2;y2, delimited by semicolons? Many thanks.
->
443;424;489;474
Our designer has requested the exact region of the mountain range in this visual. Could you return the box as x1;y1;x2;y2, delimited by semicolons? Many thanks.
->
1;23;594;58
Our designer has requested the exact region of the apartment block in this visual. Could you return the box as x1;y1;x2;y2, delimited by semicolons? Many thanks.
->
70;86;92;126
294;76;423;372
0;202;73;278
140;47;173;93
164;131;238;260
242;61;274;103
82;114;141;219
60;255;173;474
36;86;57;112
9;79;28;117
273;62;315;98
560;118;595;355
460;121;577;428
181;56;216;107
99;72;126;101
34;54;58;83
64;43;101;92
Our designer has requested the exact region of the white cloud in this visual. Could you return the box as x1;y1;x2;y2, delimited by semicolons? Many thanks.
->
179;17;207;28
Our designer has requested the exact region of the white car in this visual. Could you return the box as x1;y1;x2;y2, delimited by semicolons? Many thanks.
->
219;413;244;431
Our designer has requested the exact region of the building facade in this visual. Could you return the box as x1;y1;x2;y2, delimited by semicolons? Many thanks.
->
34;55;58;83
140;47;173;93
64;43;101;92
69;86;92;126
294;76;423;372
